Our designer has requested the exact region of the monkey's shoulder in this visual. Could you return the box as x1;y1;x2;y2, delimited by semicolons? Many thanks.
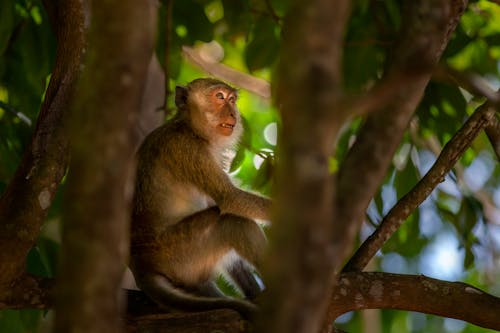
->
139;121;209;158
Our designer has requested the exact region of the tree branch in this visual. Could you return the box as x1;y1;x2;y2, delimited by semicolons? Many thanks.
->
0;275;54;310
182;46;271;99
258;0;351;332
127;309;249;333
330;272;500;331
343;102;496;272
54;0;156;332
2;275;498;332
0;0;86;288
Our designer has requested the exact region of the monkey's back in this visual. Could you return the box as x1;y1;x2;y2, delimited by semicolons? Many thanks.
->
132;120;215;238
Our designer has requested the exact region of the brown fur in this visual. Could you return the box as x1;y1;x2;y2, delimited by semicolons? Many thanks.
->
130;78;271;317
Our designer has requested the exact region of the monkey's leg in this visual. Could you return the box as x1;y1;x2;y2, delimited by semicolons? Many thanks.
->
132;207;263;317
227;259;262;300
215;212;267;267
160;208;267;285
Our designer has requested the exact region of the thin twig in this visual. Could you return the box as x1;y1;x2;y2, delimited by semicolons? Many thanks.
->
0;101;32;126
434;65;500;103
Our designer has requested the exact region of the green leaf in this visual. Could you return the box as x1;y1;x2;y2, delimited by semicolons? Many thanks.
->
458;196;482;237
463;246;474;269
252;154;273;190
37;237;60;277
173;0;214;43
443;25;473;58
448;39;497;75
417;82;467;145
19;309;42;332
26;246;49;277
221;0;251;38
343;7;385;91
215;274;242;297
2;7;56;117
383;0;401;30
483;33;500;47
394;157;419;199
0;310;23;333
26;237;60;278
244;17;280;71
229;146;246;172
0;0;15;55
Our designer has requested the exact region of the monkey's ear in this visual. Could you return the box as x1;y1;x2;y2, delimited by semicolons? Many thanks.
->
175;85;189;109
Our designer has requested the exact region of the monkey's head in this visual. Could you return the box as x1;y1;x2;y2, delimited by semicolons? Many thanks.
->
175;78;243;146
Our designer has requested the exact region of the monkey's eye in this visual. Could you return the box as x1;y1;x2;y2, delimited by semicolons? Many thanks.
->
228;96;236;103
215;92;224;99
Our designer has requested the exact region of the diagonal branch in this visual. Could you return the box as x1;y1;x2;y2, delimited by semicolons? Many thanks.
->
330;272;500;331
343;102;496;272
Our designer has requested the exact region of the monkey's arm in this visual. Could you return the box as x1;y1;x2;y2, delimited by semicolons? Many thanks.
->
198;163;271;221
169;136;271;221
221;188;271;221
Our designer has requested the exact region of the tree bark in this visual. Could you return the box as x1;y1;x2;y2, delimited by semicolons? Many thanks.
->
329;272;500;331
0;0;85;290
53;1;156;332
2;274;499;332
258;1;351;333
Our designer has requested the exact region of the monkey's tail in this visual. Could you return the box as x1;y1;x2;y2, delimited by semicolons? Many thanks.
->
140;274;258;319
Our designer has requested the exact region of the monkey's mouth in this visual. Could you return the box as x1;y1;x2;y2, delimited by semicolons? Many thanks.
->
218;123;235;136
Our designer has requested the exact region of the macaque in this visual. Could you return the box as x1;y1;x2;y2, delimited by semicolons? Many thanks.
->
130;78;271;317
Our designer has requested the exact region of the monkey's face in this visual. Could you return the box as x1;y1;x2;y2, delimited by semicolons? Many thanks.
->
178;79;243;145
208;87;239;137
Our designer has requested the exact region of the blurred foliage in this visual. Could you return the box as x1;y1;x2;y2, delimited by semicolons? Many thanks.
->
1;0;500;332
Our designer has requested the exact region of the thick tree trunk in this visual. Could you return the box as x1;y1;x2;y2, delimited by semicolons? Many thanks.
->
257;1;351;333
53;1;156;332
